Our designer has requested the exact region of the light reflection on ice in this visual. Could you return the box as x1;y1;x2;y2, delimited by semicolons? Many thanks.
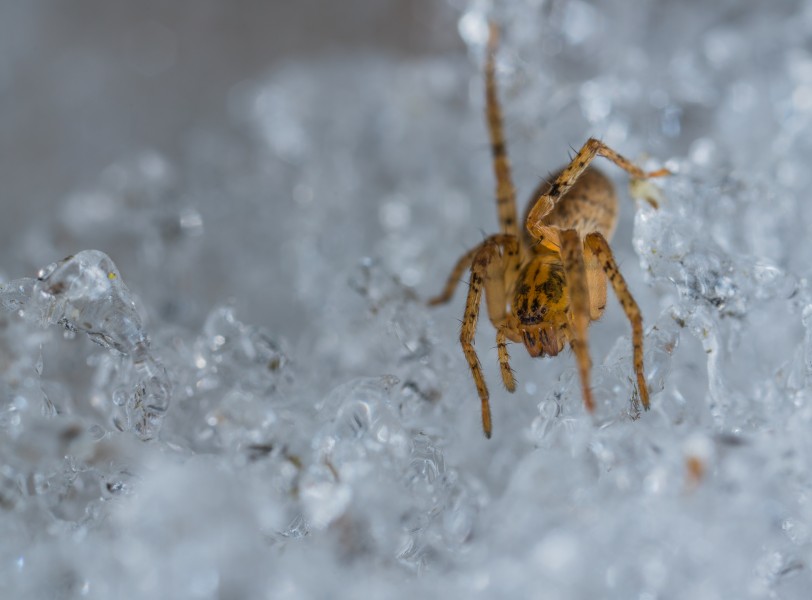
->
2;0;812;598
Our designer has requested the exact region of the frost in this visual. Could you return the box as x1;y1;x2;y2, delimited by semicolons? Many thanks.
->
1;250;170;440
30;250;149;355
3;1;812;599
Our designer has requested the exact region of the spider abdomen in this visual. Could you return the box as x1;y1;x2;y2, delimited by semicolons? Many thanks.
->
523;166;618;244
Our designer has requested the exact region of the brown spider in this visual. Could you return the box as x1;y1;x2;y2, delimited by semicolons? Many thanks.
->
429;25;670;438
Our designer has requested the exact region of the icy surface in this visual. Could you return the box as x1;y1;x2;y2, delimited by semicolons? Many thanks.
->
3;1;812;598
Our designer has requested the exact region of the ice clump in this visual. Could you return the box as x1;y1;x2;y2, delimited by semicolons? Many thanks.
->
31;250;148;354
5;0;812;599
0;250;169;439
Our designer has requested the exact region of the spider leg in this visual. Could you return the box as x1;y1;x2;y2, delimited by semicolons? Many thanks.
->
459;239;509;438
428;245;481;307
585;232;650;409
496;326;516;391
483;236;520;393
560;229;595;413
526;138;670;248
485;23;519;238
428;233;518;306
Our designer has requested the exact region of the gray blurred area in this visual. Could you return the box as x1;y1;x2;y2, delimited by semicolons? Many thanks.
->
0;0;460;264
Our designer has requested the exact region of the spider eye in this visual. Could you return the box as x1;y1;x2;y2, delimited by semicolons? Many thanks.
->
516;300;548;325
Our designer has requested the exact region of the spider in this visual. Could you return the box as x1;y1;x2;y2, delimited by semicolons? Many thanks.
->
429;24;670;438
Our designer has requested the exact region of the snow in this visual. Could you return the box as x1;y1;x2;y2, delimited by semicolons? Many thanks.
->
1;1;812;598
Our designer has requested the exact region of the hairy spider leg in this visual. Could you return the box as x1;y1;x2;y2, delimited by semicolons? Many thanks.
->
486;24;520;248
483;22;524;410
428;244;481;307
458;233;524;438
526;138;670;250
585;231;650;410
560;229;595;412
428;233;517;306
496;326;516;392
459;239;504;438
429;233;522;436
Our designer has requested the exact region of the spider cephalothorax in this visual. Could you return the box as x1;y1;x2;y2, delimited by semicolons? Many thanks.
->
512;253;568;357
429;24;669;437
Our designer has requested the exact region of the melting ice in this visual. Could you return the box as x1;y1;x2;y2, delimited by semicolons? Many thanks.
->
2;1;812;599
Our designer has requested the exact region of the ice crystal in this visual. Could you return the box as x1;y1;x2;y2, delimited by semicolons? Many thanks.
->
3;1;812;599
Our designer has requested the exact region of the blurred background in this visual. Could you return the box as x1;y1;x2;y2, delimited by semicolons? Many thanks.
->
0;0;461;337
0;0;459;215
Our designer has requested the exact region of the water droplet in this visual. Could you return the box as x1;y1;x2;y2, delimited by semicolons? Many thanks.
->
458;10;489;49
580;80;612;122
379;196;412;231
561;0;598;45
689;138;716;166
112;388;128;406
179;207;204;234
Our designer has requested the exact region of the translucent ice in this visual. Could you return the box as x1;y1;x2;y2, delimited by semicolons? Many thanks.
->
1;250;170;439
4;1;812;599
30;250;148;354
